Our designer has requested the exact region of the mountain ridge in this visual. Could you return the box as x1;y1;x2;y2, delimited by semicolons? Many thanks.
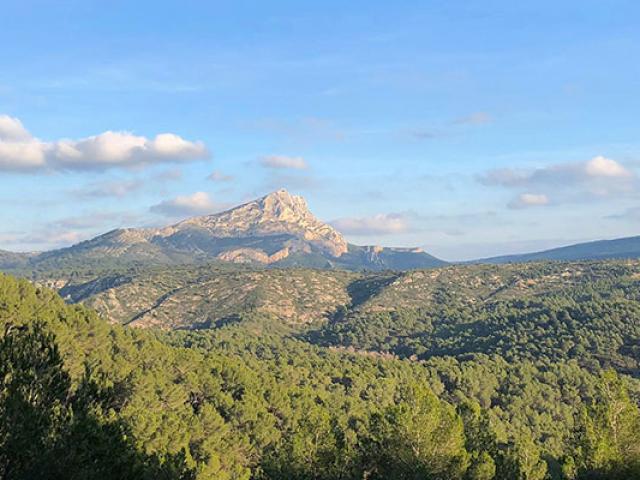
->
6;190;640;271
3;189;445;272
475;235;640;264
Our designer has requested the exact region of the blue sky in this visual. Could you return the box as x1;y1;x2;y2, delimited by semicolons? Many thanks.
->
1;0;639;260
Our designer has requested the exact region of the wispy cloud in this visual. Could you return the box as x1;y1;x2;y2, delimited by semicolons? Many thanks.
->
246;117;345;145
260;155;308;170
606;207;640;221
264;173;319;191
1;211;143;251
453;112;493;125
154;168;183;181
207;170;234;182
150;192;227;218
408;129;441;140
331;213;412;236
508;193;550;209
51;211;141;230
74;179;144;198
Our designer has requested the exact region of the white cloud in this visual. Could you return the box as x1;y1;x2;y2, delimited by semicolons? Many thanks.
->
331;213;411;236
0;115;31;140
0;114;209;172
479;156;633;188
584;155;632;178
478;156;636;206
260;155;308;170
150;192;222;217
0;139;47;169
508;193;550;209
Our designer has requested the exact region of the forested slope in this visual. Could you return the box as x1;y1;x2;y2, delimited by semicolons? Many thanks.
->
2;271;640;479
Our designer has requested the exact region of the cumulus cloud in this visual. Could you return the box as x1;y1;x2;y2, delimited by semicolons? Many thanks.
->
207;170;234;182
0;114;209;172
331;213;411;236
260;155;308;170
150;192;224;217
479;156;633;188
508;193;550;209
584;155;632;178
478;156;636;206
0;115;31;140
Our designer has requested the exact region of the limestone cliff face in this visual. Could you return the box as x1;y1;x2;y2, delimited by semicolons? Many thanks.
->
160;189;348;258
216;247;291;264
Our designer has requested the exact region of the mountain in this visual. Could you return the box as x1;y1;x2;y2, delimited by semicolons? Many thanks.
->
476;235;640;264
3;189;446;272
0;249;33;269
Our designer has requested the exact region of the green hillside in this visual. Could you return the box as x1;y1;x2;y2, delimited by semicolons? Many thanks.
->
3;261;640;478
49;260;640;334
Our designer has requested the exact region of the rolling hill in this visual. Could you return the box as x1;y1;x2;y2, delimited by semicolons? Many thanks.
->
54;259;640;331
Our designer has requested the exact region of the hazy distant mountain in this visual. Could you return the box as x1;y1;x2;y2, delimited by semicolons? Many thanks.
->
0;250;33;269
2;189;445;271
476;235;640;264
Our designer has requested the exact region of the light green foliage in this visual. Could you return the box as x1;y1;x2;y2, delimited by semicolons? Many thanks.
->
361;382;468;479
567;371;640;478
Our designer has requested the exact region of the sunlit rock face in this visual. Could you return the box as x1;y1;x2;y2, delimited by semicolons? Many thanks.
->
165;189;349;258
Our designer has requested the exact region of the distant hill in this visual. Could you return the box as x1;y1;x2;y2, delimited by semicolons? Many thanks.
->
53;259;637;329
0;189;446;272
0;249;34;269
476;235;640;264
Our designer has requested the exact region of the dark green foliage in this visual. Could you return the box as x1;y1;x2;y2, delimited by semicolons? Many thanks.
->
314;276;640;374
0;320;195;479
0;323;71;478
1;265;640;479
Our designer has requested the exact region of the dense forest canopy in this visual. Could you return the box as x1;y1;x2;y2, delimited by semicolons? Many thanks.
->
1;260;640;479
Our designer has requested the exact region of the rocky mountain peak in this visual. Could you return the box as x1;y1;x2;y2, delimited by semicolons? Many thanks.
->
255;189;311;222
165;189;349;257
